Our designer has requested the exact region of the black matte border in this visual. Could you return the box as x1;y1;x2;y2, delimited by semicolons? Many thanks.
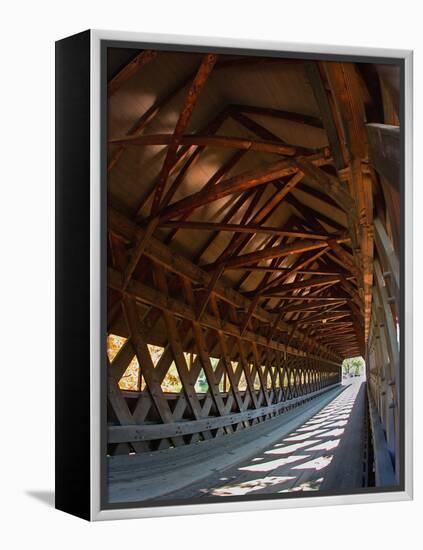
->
100;38;406;512
55;29;91;521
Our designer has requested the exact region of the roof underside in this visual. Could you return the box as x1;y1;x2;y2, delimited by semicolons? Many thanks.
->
107;49;393;360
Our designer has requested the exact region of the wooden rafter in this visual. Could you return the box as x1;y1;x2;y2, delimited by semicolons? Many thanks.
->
151;53;218;215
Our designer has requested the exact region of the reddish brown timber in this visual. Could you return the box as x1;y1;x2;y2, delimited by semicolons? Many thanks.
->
196;265;225;321
151;54;218;215
154;153;331;223
109;133;302;157
304;61;348;169
162;149;246;232
160;221;331;240
327;238;360;278
108;72;194;172
133;107;230;215
240;295;260;337
256;247;330;295
294;158;355;213
108;50;158;97
323;61;375;342
215;173;305;264
227;266;348;275
212;238;349;271
298;310;351;326
280;300;346;314
231;104;324;129
122;296;176;428
108;267;341;365
261;274;342;296
108;210;341;362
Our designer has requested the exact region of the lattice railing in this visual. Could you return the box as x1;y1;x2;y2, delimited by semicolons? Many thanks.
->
108;363;340;454
107;215;342;455
107;289;341;454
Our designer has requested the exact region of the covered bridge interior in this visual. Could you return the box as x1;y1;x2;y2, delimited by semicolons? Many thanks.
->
106;46;401;503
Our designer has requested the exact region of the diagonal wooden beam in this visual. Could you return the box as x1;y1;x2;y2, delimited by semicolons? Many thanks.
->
121;217;160;291
256;247;330;295
152;264;204;420
217;172;306;264
231;104;324;129
304;61;348;169
160;220;331;240
154;153;330;223
211;238;348;271
109;133;302;157
164;151;248;249
121;296;174;425
108;50;158;97
321;61;375;342
196;265;225;321
299;310;351;326
181;278;226;416
327;238;359;278
281;300;346;314
135;107;231;216
151;53;218;215
109;268;340;364
261;274;342;296
294;158;355;213
108;210;342;361
240;295;260;337
108;71;194;173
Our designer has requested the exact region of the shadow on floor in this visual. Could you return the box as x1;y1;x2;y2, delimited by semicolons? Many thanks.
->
26;490;55;508
167;379;365;499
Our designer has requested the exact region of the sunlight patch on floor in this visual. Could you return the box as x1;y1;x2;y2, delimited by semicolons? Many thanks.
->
279;477;324;493
292;455;333;471
209;476;296;496
307;439;340;451
318;428;344;438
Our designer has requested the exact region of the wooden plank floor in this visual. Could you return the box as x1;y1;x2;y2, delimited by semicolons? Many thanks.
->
167;378;365;499
107;380;365;504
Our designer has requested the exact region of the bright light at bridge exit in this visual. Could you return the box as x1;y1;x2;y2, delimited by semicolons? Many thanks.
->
342;356;366;382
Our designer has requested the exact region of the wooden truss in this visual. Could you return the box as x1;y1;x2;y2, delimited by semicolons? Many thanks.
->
106;50;401;458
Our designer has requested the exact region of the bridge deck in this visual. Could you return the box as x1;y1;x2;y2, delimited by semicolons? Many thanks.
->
107;380;365;504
